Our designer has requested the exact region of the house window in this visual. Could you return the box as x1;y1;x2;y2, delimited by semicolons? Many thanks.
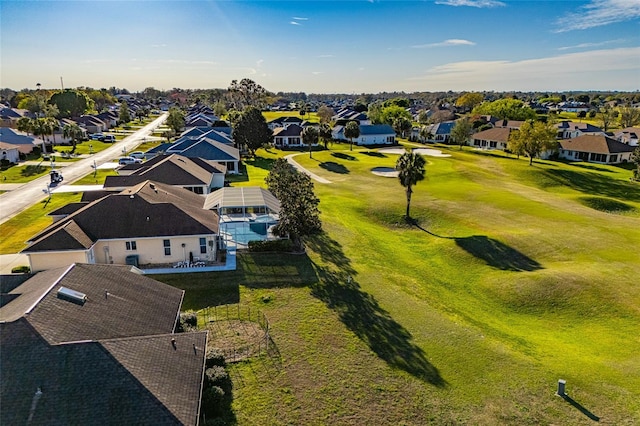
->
199;237;207;254
227;162;235;171
193;186;204;195
125;241;137;251
610;154;617;163
163;239;171;256
489;141;497;148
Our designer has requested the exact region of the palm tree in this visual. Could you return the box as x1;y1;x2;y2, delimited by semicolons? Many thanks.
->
419;125;432;143
16;117;33;135
301;126;319;158
396;151;426;220
393;117;412;139
63;123;84;153
344;121;360;151
31;118;50;154
319;123;332;149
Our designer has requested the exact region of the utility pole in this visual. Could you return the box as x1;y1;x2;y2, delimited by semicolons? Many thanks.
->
60;76;64;90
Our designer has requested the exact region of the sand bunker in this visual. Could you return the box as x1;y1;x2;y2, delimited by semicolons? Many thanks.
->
371;167;399;177
378;147;451;157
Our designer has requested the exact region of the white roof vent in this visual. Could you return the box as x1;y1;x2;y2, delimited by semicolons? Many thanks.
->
57;287;87;305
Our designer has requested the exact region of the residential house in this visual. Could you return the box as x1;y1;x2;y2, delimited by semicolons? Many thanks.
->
0;107;30;128
424;121;456;143
555;121;604;139
0;127;42;154
332;108;371;126
273;123;307;147
22;180;220;272
144;138;240;174
469;127;513;150
267;116;304;130
104;154;227;194
0;142;21;163
558;135;636;164
0;263;207;425
333;124;395;146
74;115;108;134
615;127;640;147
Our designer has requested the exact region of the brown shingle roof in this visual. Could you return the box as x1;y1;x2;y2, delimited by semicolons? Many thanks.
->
24;181;219;253
472;127;512;143
558;135;636;154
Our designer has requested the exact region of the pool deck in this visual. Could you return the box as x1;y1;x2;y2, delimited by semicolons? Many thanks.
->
140;249;237;274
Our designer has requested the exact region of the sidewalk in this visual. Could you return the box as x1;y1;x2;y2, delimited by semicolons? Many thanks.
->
285;154;332;184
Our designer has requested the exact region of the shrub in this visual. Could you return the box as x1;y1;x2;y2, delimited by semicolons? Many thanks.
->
11;265;30;274
176;311;198;333
206;348;226;368
202;386;226;418
248;239;293;252
205;366;228;387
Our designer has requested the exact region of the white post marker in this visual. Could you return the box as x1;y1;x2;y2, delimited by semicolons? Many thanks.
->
556;379;566;397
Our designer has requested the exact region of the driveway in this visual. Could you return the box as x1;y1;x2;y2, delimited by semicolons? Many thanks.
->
0;113;167;225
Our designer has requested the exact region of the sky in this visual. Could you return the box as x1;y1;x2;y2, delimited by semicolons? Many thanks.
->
1;0;639;94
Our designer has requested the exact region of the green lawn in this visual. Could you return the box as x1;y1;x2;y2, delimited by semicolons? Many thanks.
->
159;145;639;424
0;164;50;183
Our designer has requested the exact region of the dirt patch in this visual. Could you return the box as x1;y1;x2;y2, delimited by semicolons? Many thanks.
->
206;319;265;350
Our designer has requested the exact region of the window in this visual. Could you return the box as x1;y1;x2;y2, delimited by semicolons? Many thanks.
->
125;241;137;251
200;238;207;254
489;141;497;148
610;155;617;163
163;239;171;256
193;187;204;195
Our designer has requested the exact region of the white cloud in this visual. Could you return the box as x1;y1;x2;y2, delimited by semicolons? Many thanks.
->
555;0;640;32
408;47;640;91
292;16;308;21
257;59;264;67
318;54;334;58
435;0;506;8
557;39;624;51
290;21;302;26
412;39;476;48
312;71;324;75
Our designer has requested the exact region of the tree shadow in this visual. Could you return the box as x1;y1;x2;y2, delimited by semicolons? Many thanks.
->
561;395;600;422
239;252;317;289
454;236;543;272
363;151;387;158
319;161;350;174
331;152;357;161
244;155;276;171
20;165;45;177
306;233;446;386
543;169;640;202
566;162;614;173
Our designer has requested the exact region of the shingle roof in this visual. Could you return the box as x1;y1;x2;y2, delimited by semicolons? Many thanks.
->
0;264;205;425
558;134;636;154
104;154;225;189
359;124;395;135
472;127;512;142
24;181;219;252
273;123;304;137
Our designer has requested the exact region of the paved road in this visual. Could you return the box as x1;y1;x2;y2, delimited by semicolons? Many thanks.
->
0;113;167;225
285;153;332;184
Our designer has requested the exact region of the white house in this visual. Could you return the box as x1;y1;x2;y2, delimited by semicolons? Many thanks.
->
558;135;636;164
333;124;395;146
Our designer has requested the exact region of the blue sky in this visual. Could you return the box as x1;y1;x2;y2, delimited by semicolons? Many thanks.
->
1;0;639;93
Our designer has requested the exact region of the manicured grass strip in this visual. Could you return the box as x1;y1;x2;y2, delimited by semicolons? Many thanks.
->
0;164;49;183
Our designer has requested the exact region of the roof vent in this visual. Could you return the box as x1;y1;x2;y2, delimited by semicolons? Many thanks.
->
57;287;87;305
150;183;155;190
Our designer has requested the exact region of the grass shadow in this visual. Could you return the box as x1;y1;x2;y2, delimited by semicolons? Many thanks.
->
319;161;349;174
306;233;446;386
331;152;357;161
566;162;614;173
454;235;543;272
578;196;637;214
562;395;600;422
363;151;387;158
244;155;276;171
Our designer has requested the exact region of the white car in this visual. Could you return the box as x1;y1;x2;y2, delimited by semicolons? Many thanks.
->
129;151;145;159
118;156;143;165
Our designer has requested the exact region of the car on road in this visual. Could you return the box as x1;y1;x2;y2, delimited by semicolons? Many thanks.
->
129;151;145;159
118;157;143;166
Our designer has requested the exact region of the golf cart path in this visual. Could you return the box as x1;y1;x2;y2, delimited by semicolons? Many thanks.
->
285;154;332;184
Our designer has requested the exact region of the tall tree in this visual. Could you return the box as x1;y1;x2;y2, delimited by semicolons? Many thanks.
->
419;125;432;143
265;158;322;251
380;105;412;126
63;123;84;152
319;123;333;149
233;107;273;155
619;106;640;128
344;121;360;151
417;110;430;125
450;117;474;150
317;105;335;124
393;117;412;139
227;78;268;110
367;101;384;124
302;125;319;158
119;100;131;125
507;120;557;165
631;147;640;181
166;107;186;134
455;92;484;111
16;117;33;135
396;151;426;219
49;89;93;118
598;105;617;131
472;98;536;121
213;100;227;118
299;103;308;122
31;118;51;154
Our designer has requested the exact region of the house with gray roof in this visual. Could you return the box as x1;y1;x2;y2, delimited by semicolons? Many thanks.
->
555;121;604;139
0;263;207;425
22;181;220;272
145;138;240;173
104;154;227;194
615;127;640;147
333;124;395;146
0;127;42;154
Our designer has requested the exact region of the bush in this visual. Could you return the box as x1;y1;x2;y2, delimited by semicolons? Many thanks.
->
248;239;293;252
176;311;198;333
205;366;228;387
206;348;226;368
11;265;30;274
202;386;226;418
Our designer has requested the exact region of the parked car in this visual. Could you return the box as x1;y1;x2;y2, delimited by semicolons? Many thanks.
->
102;135;116;143
129;151;145;159
118;157;143;165
89;133;104;140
